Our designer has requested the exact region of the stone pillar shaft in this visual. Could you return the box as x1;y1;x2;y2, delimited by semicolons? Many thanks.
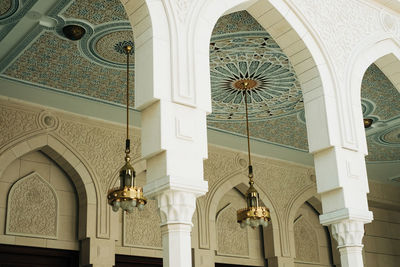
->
338;247;364;267
161;224;193;267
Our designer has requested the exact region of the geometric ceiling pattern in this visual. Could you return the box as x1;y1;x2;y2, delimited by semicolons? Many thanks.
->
0;0;399;163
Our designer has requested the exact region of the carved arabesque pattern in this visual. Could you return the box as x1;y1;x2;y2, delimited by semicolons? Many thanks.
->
124;200;162;248
58;120;141;192
204;150;243;189
294;217;319;262
216;206;249;256
254;161;313;212
0;105;38;148
6;172;58;238
174;0;194;22
293;0;381;79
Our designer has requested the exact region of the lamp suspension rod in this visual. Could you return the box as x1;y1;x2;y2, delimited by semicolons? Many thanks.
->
125;46;131;154
243;82;252;175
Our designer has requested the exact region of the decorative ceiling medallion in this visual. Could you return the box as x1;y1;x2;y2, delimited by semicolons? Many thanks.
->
81;22;134;69
114;40;134;55
0;0;20;20
208;32;303;122
378;126;400;145
0;0;13;17
95;31;134;64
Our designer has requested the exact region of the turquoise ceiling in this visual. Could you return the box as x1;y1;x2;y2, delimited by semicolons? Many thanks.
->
0;0;399;163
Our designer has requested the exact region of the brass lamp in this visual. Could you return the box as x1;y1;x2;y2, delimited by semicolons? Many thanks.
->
236;81;271;229
107;45;147;213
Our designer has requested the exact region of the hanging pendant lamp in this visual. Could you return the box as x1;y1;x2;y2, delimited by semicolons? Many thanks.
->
107;45;147;213
236;81;271;229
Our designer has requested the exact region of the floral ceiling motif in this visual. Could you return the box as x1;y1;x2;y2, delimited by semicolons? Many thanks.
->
0;1;398;162
209;32;303;122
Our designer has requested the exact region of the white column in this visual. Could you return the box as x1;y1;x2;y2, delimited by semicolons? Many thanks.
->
331;220;365;267
303;72;372;267
156;190;199;267
315;147;372;267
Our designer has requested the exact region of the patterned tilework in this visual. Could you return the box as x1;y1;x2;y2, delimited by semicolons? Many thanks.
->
0;0;12;16
96;31;134;64
366;136;400;162
212;11;264;35
361;64;400;120
62;0;128;25
4;32;134;105
208;113;309;150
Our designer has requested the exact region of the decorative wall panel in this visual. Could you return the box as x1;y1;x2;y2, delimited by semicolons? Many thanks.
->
6;172;58;239
294;217;319;263
216;206;249;257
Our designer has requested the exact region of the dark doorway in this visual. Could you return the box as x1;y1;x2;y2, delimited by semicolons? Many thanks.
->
115;255;162;267
216;264;258;267
0;244;78;267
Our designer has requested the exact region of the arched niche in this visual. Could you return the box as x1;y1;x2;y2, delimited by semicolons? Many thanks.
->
293;202;334;266
0;134;98;240
1;150;80;250
202;167;278;267
214;186;266;266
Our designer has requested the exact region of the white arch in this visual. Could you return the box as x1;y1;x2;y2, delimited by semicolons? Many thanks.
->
192;0;337;154
347;35;400;154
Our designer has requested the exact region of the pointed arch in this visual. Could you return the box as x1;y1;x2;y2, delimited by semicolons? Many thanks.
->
202;171;278;254
0;133;98;239
347;35;400;154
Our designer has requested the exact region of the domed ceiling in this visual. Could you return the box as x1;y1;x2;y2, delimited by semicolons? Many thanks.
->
0;0;399;164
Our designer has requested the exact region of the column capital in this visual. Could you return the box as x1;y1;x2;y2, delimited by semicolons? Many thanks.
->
155;189;201;225
331;219;365;248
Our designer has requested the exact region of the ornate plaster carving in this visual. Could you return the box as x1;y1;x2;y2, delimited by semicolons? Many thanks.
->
380;9;398;35
38;110;59;130
331;220;365;248
216;206;249;257
57;119;141;192
292;0;381;77
254;160;314;214
174;0;194;22
6;172;58;239
294;217;319;262
204;149;245;189
124;199;162;249
0;104;38;149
